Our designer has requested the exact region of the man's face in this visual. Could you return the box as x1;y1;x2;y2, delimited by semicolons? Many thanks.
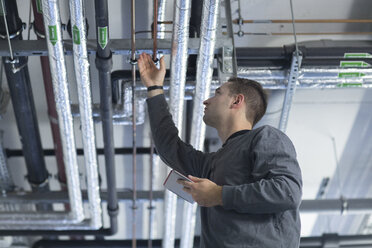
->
203;82;234;128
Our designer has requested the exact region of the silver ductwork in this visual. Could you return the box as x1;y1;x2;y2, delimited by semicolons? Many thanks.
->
181;0;220;247
238;67;372;89
69;0;102;229
163;0;192;247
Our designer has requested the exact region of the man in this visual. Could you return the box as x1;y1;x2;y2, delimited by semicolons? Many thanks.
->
138;52;302;248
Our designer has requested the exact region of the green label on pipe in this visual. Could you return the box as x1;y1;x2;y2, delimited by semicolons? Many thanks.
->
344;53;372;58
49;25;58;46
98;26;108;49
338;72;365;78
36;0;43;14
0;3;5;16
73;25;80;45
337;83;363;87
340;61;371;67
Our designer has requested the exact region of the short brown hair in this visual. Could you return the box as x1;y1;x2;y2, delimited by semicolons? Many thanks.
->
227;77;268;127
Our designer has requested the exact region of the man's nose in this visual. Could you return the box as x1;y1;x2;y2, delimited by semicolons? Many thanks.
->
203;99;208;105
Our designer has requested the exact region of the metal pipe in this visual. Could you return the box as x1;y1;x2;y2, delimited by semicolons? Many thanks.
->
181;0;220;247
130;0;137;247
162;0;191;247
152;0;158;60
0;0;49;189
41;0;84;224
69;0;102;229
233;19;372;24
31;0;67;192
148;139;155;248
236;31;372;36
94;0;119;235
156;0;166;39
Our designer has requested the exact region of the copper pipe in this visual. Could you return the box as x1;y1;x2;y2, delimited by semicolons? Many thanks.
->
148;138;154;248
153;0;158;61
233;19;372;24
130;0;137;247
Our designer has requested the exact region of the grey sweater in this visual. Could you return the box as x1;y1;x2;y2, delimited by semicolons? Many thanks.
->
147;94;302;248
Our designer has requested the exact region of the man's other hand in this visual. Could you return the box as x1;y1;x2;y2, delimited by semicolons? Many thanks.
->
138;52;166;88
178;175;223;207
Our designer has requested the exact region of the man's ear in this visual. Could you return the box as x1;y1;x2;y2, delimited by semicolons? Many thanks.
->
232;94;244;107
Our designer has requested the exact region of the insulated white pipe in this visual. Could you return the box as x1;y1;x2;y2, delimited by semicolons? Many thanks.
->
180;0;220;248
162;0;191;247
69;0;102;229
157;0;167;39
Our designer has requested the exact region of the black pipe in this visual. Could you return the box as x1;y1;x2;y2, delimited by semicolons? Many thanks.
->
5;147;158;157
0;0;48;187
95;0;119;235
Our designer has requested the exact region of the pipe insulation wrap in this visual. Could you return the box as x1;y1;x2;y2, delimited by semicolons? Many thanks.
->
69;0;102;229
42;0;84;223
157;0;166;39
181;1;220;248
162;0;192;247
237;68;372;88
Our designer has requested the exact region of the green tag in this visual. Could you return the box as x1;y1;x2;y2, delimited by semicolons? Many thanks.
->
73;25;80;45
49;25;58;46
0;3;5;16
344;53;372;59
338;72;365;78
36;0;43;13
337;83;363;87
340;61;371;67
98;26;108;49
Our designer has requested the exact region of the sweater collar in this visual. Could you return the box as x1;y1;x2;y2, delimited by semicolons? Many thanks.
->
222;129;250;147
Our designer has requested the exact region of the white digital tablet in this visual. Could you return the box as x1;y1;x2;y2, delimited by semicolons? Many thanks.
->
163;170;194;203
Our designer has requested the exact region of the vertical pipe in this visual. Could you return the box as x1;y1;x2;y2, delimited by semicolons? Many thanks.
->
0;0;49;193
130;1;137;247
152;0;158;61
163;0;191;248
31;0;68;197
156;0;166;39
181;0;220;247
42;0;84;222
69;0;102;229
94;0;119;234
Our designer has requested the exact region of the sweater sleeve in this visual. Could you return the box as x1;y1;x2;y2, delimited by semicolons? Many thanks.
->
222;126;302;214
146;94;208;177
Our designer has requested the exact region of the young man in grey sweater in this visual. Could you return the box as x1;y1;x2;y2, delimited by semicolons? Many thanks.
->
138;52;302;248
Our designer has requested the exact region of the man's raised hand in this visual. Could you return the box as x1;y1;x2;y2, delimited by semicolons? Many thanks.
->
138;52;166;88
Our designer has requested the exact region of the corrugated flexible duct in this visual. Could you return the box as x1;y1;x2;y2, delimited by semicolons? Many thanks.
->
162;0;191;247
69;0;102;229
180;0;220;247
